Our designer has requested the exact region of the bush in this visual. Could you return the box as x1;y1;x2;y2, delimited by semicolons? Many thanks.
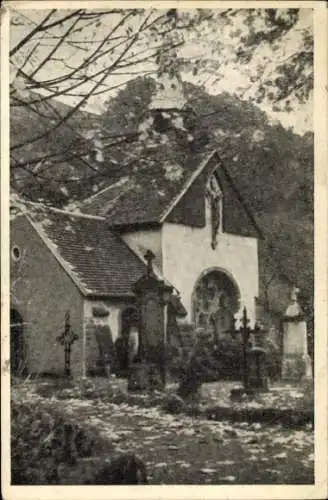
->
162;393;186;414
169;327;282;387
11;392;148;484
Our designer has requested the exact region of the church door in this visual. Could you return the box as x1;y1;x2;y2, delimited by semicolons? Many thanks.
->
118;307;139;373
10;309;26;376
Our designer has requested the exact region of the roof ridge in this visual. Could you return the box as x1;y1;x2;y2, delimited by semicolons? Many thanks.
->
16;200;106;221
82;176;131;204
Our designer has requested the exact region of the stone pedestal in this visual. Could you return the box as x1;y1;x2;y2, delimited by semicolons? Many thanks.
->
248;347;269;392
281;288;312;382
131;250;173;391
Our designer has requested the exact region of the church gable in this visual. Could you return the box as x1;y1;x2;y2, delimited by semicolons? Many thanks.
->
165;151;262;240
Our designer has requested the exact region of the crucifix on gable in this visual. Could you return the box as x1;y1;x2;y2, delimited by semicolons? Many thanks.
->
206;174;223;250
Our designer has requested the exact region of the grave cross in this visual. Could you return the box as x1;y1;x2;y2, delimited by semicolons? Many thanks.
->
228;307;252;391
144;249;155;277
240;307;251;390
56;311;79;377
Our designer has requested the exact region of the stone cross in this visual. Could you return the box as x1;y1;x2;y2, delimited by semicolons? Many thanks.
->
144;249;155;277
57;311;79;377
290;286;300;302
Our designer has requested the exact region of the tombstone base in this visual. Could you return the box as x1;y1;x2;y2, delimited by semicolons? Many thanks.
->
127;362;164;392
281;353;312;381
248;376;269;392
127;363;149;392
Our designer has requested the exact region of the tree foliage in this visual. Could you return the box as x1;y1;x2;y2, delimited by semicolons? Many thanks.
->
9;7;314;314
9;7;312;183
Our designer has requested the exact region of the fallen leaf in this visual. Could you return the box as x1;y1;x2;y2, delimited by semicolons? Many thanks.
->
273;452;287;459
200;468;216;474
220;475;236;482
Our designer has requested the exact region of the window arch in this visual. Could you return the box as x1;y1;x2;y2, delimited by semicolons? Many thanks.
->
120;306;139;338
192;269;240;340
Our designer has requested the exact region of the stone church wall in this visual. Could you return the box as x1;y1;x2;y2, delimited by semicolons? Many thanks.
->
10;216;84;377
83;298;135;374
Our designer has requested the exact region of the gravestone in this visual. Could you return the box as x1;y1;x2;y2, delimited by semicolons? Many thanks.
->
248;346;269;392
281;287;312;381
129;250;173;391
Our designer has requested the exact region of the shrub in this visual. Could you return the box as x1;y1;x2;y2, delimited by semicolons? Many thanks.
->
11;391;112;484
162;393;186;414
11;391;148;484
170;327;282;389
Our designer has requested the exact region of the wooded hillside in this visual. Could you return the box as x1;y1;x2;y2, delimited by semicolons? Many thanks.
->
10;77;314;314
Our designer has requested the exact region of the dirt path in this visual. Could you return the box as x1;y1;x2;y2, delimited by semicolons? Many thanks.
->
55;397;314;484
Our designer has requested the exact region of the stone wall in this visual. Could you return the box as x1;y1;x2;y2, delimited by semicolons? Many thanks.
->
10;215;84;377
83;298;134;374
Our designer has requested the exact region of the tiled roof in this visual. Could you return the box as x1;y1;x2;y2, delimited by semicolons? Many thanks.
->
82;150;214;226
21;203;147;297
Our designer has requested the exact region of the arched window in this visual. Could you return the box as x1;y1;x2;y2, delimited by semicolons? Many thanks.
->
120;306;139;338
205;173;223;249
192;269;240;340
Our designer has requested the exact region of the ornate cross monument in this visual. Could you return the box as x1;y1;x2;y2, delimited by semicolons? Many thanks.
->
130;250;173;390
228;307;269;394
281;286;312;381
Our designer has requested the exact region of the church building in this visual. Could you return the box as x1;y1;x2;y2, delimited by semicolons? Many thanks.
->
10;65;263;378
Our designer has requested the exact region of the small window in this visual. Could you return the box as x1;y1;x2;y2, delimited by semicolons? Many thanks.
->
12;245;21;261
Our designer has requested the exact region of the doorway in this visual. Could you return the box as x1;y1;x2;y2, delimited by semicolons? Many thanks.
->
116;307;139;375
10;308;27;376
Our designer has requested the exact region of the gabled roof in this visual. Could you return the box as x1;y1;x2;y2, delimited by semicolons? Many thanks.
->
81;148;263;238
13;202;147;297
82;150;215;225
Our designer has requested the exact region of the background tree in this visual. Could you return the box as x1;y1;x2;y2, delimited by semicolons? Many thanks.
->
9;7;314;323
10;7;313;198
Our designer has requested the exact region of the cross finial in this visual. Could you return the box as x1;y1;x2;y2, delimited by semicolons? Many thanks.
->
144;249;155;276
290;286;300;302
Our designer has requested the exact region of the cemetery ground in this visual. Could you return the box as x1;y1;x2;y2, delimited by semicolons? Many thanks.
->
11;376;314;485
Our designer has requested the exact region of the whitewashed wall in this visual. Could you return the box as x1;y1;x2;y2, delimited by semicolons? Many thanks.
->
161;199;259;325
83;299;132;372
122;228;163;270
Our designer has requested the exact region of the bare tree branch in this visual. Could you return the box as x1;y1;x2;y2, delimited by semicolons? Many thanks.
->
10;10;56;57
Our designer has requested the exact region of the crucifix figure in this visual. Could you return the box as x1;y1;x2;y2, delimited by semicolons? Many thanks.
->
206;174;222;250
57;311;79;377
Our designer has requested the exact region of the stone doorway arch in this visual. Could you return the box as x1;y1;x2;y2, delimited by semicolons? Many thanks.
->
10;308;27;376
116;306;139;373
192;269;240;340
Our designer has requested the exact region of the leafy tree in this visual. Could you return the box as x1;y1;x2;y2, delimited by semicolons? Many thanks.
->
9;8;314;316
9;7;312;197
